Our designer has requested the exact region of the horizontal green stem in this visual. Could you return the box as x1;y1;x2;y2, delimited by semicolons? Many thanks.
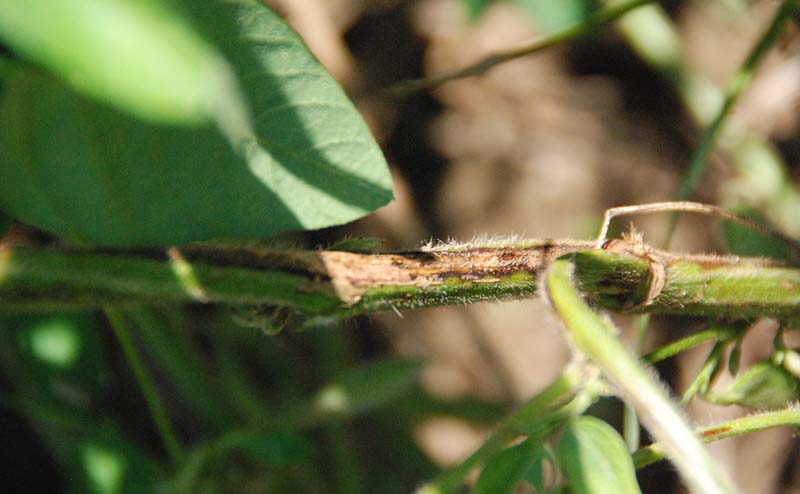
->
572;249;800;321
634;405;800;468
0;245;342;312
1;241;799;320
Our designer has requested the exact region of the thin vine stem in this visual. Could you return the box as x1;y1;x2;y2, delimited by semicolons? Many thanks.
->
665;0;800;242
104;307;184;466
642;323;743;364
387;0;653;96
125;308;235;432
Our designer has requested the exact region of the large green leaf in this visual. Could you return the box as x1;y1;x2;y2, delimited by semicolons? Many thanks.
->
0;0;230;126
0;0;393;246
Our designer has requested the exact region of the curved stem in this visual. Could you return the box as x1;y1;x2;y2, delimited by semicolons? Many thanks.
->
546;259;736;494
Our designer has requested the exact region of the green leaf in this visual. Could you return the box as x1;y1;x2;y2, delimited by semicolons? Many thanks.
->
513;0;591;32
0;1;393;246
0;0;229;126
706;360;799;409
74;429;158;494
0;210;11;237
217;430;311;467
462;0;495;20
474;439;549;494
299;358;424;424
521;445;552;493
557;416;641;494
722;207;789;261
7;312;107;394
167;429;313;493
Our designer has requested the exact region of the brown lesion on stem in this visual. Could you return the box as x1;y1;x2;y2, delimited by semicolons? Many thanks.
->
293;239;595;305
178;240;596;304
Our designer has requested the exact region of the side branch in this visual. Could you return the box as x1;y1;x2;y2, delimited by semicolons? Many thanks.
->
0;240;798;320
387;0;653;96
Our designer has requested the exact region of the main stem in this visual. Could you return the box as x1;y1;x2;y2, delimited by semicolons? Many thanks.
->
1;240;799;320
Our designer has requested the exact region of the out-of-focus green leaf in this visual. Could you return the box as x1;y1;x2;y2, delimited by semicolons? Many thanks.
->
217;429;311;467
298;358;424;425
722;208;790;261
706;360;799;409
0;210;11;237
0;1;393;246
9;313;106;393
0;0;229;126
474;439;549;494
557;416;641;494
521;445;553;493
168;429;315;494
67;428;158;494
513;0;591;32
27;318;82;368
0;313;159;494
462;0;495;20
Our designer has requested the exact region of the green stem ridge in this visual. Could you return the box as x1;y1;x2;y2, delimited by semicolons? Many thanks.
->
546;259;736;494
2;241;799;321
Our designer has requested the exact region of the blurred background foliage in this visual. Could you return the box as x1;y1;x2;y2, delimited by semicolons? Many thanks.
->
1;0;800;493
